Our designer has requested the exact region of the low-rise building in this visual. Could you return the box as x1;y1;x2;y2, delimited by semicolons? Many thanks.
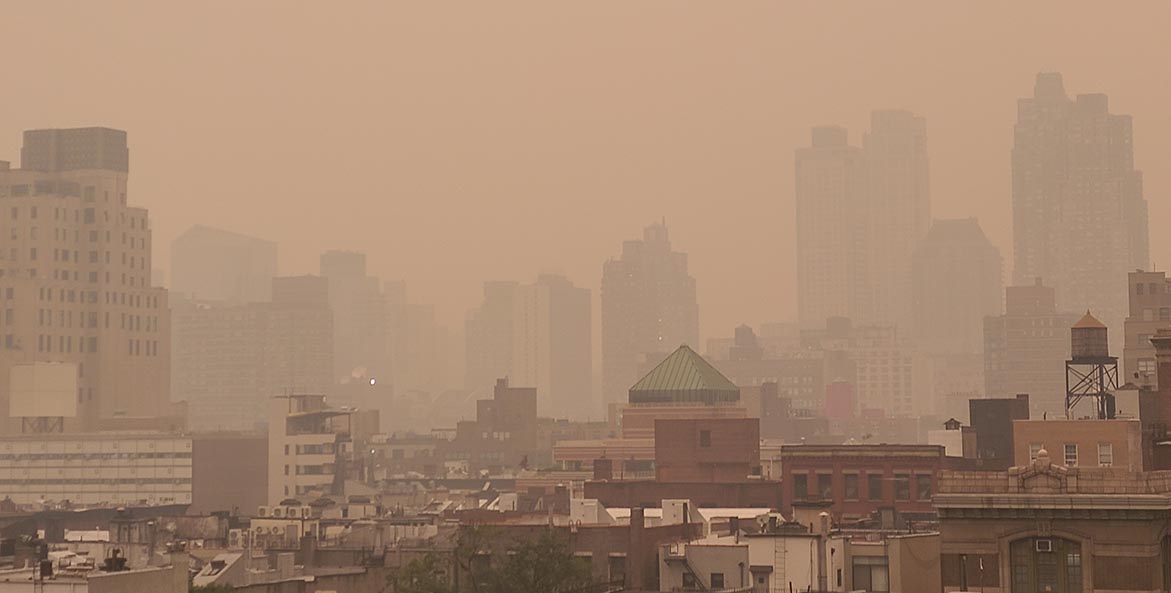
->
0;433;193;506
267;394;354;504
779;444;944;520
1012;418;1143;470
936;450;1171;593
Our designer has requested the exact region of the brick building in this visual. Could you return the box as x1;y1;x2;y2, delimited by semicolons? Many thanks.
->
654;417;760;482
442;378;541;475
1012;418;1143;470
779;444;944;520
936;451;1171;593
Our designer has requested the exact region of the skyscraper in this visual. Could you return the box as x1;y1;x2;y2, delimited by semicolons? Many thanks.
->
464;280;518;394
170;275;333;431
320;250;388;382
0;128;171;431
794;126;869;329
911;218;1003;355
464;275;592;417
601;222;698;408
171;225;277;304
1012;72;1149;336
863;110;931;331
794;111;929;332
512;274;592;418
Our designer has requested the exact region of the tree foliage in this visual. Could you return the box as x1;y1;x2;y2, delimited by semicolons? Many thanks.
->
387;526;596;593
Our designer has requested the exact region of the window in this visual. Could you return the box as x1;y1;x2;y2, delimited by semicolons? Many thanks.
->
683;573;697;589
916;474;932;500
710;573;724;589
1064;444;1078;467
1029;443;1043;461
852;556;889;592
894;474;910;501
844;474;859;500
792;473;808;501
867;473;883;501
818;473;832;499
699;430;711;448
1139;358;1157;375
1161;308;1170;322
1098;443;1113;467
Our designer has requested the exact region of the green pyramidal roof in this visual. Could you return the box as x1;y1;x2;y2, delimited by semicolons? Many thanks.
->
628;345;740;405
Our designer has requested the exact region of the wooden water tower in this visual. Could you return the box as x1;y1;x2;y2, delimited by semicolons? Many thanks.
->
1065;311;1118;419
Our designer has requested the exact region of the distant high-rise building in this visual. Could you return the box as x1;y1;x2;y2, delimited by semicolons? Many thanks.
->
386;283;457;399
794;126;869;329
601;222;699;408
983;279;1079;419
1122;271;1171;388
320;250;387;382
171;225;277;303
864;110;931;330
170;275;333;431
911;218;1003;354
1012;72;1149;336
0;128;171;431
513;274;592;418
794;111;930;331
20;128;129;173
464;275;591;417
464;281;518;394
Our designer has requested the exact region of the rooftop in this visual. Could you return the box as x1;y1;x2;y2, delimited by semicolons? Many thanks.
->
629;345;739;405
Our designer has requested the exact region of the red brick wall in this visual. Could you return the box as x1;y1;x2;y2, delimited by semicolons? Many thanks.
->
654;418;760;482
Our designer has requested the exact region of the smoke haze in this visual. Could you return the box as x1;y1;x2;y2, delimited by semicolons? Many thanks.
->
4;1;1170;340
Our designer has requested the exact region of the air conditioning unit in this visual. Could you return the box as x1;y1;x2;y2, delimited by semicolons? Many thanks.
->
271;526;284;536
271;507;285;518
1035;539;1053;553
255;526;268;535
257;506;270;518
300;506;312;518
228;529;242;548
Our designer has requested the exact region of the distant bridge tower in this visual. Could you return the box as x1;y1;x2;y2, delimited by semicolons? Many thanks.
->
1066;311;1118;419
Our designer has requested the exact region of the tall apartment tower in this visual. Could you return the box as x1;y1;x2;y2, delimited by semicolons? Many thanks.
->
863;110;931;331
465;275;591;417
1012;73;1149;336
171;225;277;304
320;251;387;383
601;222;699;408
794;126;869;330
512;274;592;418
794;111;929;332
170;275;333;431
0;128;171;431
464;280;519;394
983;279;1080;419
1123;271;1171;387
911;218;1003;354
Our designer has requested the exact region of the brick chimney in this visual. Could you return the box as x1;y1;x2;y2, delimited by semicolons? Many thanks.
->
628;507;645;590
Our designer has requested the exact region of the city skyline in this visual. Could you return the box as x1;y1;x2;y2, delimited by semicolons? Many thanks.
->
6;3;1171;345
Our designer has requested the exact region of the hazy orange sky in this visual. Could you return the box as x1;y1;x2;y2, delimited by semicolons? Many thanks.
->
3;2;1169;342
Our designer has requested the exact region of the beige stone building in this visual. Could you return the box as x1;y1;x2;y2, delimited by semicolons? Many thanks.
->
0;128;171;432
937;451;1171;592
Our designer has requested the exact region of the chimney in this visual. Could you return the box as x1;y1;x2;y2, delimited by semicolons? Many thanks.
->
628;508;645;590
593;458;614;481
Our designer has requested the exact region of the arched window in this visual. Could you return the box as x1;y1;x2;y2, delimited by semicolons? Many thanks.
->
1010;537;1081;593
